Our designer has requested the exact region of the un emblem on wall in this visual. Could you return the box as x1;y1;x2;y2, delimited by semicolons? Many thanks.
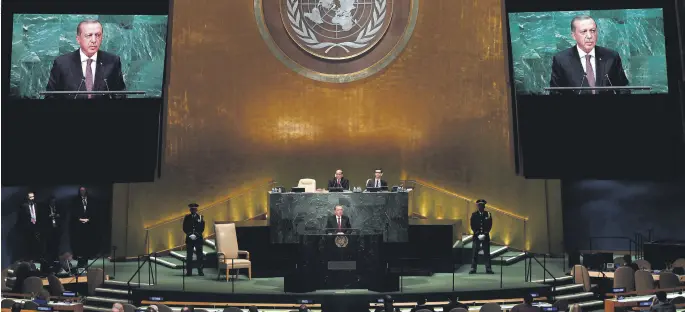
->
283;0;392;60
335;235;349;247
255;0;418;83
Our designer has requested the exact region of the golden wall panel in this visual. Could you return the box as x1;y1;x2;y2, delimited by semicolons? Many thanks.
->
112;0;563;256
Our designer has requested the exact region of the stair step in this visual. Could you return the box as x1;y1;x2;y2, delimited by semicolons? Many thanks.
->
578;300;604;309
85;296;124;304
552;283;585;294
94;288;129;295
170;250;208;261
462;235;473;245
490;246;509;258
554;292;595;303
531;275;573;285
204;239;215;248
104;280;153;288
84;305;114;312
149;256;182;269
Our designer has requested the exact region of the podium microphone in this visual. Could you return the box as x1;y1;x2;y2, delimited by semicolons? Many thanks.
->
103;78;112;99
578;73;587;95
604;74;617;94
74;77;85;99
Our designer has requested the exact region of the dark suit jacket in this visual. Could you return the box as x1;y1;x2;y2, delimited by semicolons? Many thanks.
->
443;301;468;312
327;178;350;190
46;49;126;99
183;213;205;238
325;215;352;233
549;45;629;94
470;210;493;236
18;201;45;235
365;179;388;188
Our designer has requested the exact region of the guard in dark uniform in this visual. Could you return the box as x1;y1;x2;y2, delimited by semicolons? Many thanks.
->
470;199;494;274
183;203;205;276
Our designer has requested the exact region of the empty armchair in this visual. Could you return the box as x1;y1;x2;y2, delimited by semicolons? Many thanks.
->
215;223;252;281
634;259;651;271
635;270;656;292
614;266;635;291
571;264;592;292
298;179;316;193
658;271;680;289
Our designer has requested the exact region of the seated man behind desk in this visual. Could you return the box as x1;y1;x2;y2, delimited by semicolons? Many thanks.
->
45;19;126;99
326;205;352;234
366;168;388;189
327;169;350;190
549;15;629;94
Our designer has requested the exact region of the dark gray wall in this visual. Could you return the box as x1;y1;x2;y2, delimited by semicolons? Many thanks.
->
562;180;685;252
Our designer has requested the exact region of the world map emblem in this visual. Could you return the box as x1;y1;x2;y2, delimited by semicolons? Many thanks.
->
255;0;418;83
282;0;393;60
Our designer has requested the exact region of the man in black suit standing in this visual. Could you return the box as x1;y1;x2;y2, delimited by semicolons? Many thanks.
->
549;15;629;94
46;19;126;99
18;192;46;263
70;186;98;268
325;205;352;234
327;169;350;190
183;203;205;276
365;168;388;189
470;199;494;274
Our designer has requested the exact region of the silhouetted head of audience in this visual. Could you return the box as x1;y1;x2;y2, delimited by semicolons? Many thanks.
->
523;293;534;305
181;306;194;312
298;304;308;312
112;303;124;312
655;291;667;303
11;303;23;312
247;307;259;312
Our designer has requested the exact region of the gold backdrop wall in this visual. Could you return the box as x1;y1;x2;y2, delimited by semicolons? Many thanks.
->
111;0;564;256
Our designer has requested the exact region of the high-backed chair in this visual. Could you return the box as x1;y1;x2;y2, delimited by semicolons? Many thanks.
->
47;274;65;296
479;303;501;312
614;266;635;291
22;276;44;294
672;258;685;269
553;299;569;312
298;179;316;193
1;299;15;309
223;307;243;312
658;272;680;289
635;270;656;292
634;259;651;271
87;268;105;295
155;304;173;312
670;297;685;304
571;264;592;292
215;223;252;281
123;303;137;312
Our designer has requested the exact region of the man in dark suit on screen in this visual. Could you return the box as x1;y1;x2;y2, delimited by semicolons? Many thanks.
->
549;15;629;94
325;205;352;234
327;169;350;190
46;19;126;99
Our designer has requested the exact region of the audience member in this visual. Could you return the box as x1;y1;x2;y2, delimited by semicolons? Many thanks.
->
650;291;676;312
247;307;259;312
623;255;640;272
383;295;394;312
443;297;468;312
147;305;159;312
511;294;540;312
11;303;22;312
11;262;38;293
181;307;194;312
112;303;125;312
411;298;434;312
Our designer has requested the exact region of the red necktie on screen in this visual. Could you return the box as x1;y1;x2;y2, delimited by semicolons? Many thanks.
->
585;54;596;94
338;217;341;230
86;58;94;98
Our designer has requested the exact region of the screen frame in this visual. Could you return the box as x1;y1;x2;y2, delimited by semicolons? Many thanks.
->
501;0;685;178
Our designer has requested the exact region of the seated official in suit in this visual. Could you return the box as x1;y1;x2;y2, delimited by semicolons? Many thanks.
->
325;205;352;234
365;168;388;188
549;15;629;95
46;19;126;99
327;169;350;190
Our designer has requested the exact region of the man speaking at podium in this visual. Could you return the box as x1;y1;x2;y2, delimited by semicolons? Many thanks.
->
46;19;126;99
549;15;629;94
326;205;351;234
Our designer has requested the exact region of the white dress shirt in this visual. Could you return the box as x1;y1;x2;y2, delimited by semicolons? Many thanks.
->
29;204;36;220
577;46;596;79
80;49;98;85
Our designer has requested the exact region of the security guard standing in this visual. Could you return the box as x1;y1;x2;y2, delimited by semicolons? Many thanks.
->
183;203;205;276
470;199;494;274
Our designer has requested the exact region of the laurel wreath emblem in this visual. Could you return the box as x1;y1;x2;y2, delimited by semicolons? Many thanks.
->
286;0;387;54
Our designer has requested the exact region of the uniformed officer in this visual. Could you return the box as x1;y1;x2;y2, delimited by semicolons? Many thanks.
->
470;199;494;274
183;203;205;276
